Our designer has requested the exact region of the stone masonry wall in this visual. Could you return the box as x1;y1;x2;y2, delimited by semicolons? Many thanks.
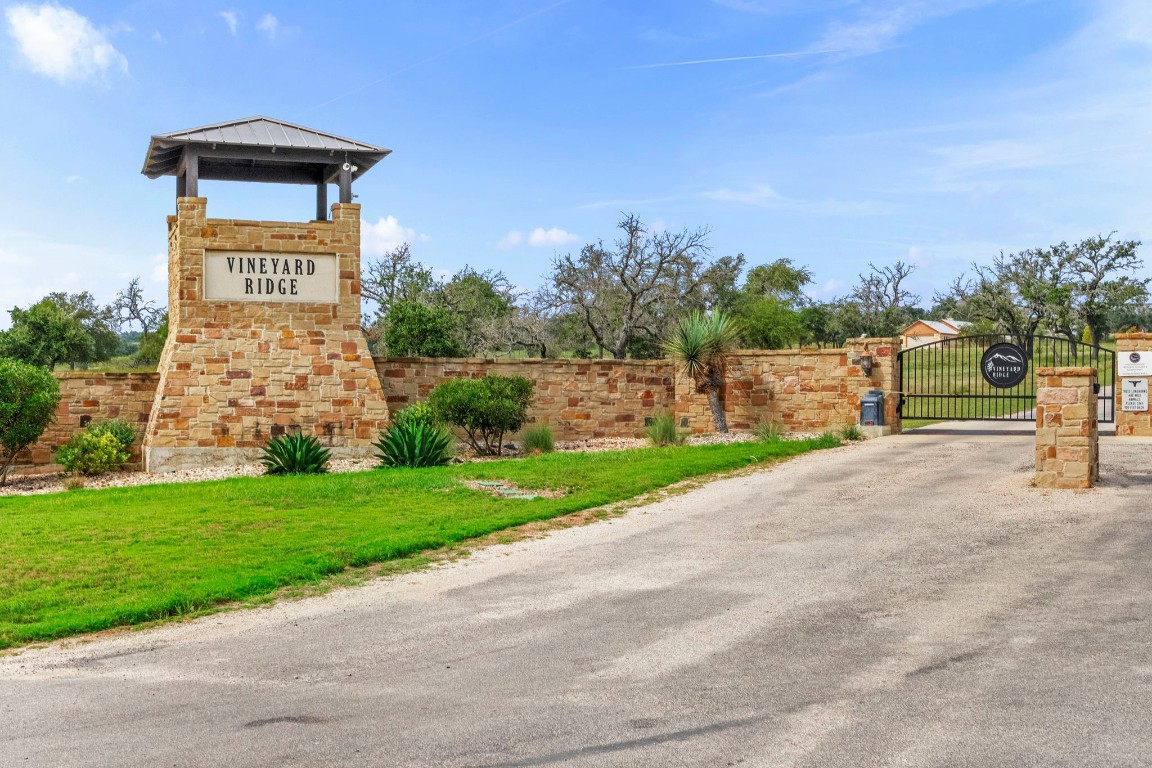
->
13;338;903;474
1035;366;1099;489
375;357;676;440
1115;332;1152;437
143;198;390;471
676;339;901;434
10;372;159;475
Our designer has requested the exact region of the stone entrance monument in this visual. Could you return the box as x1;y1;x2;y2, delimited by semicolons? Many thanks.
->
140;117;392;472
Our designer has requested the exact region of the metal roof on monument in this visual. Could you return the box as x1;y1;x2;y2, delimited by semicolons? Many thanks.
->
141;116;391;181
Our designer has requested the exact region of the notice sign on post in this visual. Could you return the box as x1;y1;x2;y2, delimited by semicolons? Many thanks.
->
203;251;339;303
1118;351;1152;376
1122;378;1149;412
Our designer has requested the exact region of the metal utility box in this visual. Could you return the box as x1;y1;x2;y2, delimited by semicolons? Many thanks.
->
860;390;886;426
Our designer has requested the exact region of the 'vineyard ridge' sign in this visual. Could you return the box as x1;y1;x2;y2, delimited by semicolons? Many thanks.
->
203;251;339;302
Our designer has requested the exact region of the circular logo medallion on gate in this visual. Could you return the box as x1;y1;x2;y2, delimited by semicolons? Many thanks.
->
980;342;1029;388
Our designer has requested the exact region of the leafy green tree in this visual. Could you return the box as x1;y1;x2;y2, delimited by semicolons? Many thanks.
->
1064;233;1149;345
44;292;120;365
385;301;465;357
738;296;804;349
743;258;813;305
0;358;61;485
439;266;516;355
361;243;437;354
0;299;93;370
663;310;741;433
134;313;169;366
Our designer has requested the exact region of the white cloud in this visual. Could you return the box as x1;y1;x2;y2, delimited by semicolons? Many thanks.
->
219;10;239;36
4;3;128;83
64;174;85;184
528;227;580;246
498;230;525;249
256;13;278;40
499;227;581;249
149;253;167;284
361;215;425;255
814;0;995;57
702;183;782;204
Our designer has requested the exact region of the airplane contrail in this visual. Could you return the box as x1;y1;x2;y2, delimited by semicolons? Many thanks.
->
627;49;844;70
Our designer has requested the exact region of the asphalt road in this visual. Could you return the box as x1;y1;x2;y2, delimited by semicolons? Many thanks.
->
3;426;1152;767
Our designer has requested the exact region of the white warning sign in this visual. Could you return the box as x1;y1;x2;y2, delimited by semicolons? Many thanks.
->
1121;378;1149;412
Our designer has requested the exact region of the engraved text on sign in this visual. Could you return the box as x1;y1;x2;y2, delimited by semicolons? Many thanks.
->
203;251;339;303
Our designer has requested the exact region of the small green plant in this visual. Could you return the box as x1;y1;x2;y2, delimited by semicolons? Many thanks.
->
55;431;130;475
519;425;555;454
374;420;454;468
428;375;534;456
818;431;843;448
646;413;686;446
87;418;137;451
752;419;784;443
260;431;331;475
393;401;438;429
839;424;865;441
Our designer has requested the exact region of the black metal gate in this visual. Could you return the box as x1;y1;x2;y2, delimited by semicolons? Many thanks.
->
898;334;1115;423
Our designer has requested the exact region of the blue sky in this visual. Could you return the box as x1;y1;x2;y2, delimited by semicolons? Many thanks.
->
2;0;1151;327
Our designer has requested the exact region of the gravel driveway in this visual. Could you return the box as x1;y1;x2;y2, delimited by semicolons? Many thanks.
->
3;426;1151;767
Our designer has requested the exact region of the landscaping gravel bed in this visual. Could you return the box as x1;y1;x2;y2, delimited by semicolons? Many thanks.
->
0;430;825;497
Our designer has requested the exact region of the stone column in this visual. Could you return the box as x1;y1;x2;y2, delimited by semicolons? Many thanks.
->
1115;332;1152;437
1035;366;1098;489
846;337;902;435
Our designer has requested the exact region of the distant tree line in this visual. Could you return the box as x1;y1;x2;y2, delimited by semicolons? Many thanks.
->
3;221;1149;373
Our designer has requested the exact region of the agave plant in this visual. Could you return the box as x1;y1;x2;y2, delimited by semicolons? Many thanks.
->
374;419;454;468
260;431;332;475
662;310;741;433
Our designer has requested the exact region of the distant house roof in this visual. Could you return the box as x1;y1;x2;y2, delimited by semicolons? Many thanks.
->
141;116;391;182
903;319;971;336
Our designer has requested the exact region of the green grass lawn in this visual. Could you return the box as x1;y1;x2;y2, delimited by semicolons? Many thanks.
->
0;437;838;649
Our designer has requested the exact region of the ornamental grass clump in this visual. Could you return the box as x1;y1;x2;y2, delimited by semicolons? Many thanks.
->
375;404;454;468
519;425;555;455
260;431;331;475
646;413;686;446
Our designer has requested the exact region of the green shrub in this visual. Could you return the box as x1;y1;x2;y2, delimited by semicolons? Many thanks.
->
260;432;331;475
392;401;438;429
87;418;137;450
55;432;130;475
646;413;686;446
428;375;534;456
839;424;865;441
752;419;783;443
385;301;465;357
519;425;555;454
374;420;454;468
0;358;61;485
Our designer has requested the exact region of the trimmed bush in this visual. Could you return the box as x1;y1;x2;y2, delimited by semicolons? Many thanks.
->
428;375;534;456
87;419;137;451
374;419;454;468
55;432;130;475
646;413;686;446
519;425;555;454
260;432;331;475
0;357;61;485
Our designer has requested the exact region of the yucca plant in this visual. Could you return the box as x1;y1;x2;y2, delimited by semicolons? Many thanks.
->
374;419;454;468
663;310;742;433
260;431;331;475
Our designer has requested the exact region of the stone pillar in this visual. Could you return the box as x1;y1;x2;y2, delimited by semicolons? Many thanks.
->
143;198;390;472
1115;332;1152;437
846;337;902;436
1035;367;1098;489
